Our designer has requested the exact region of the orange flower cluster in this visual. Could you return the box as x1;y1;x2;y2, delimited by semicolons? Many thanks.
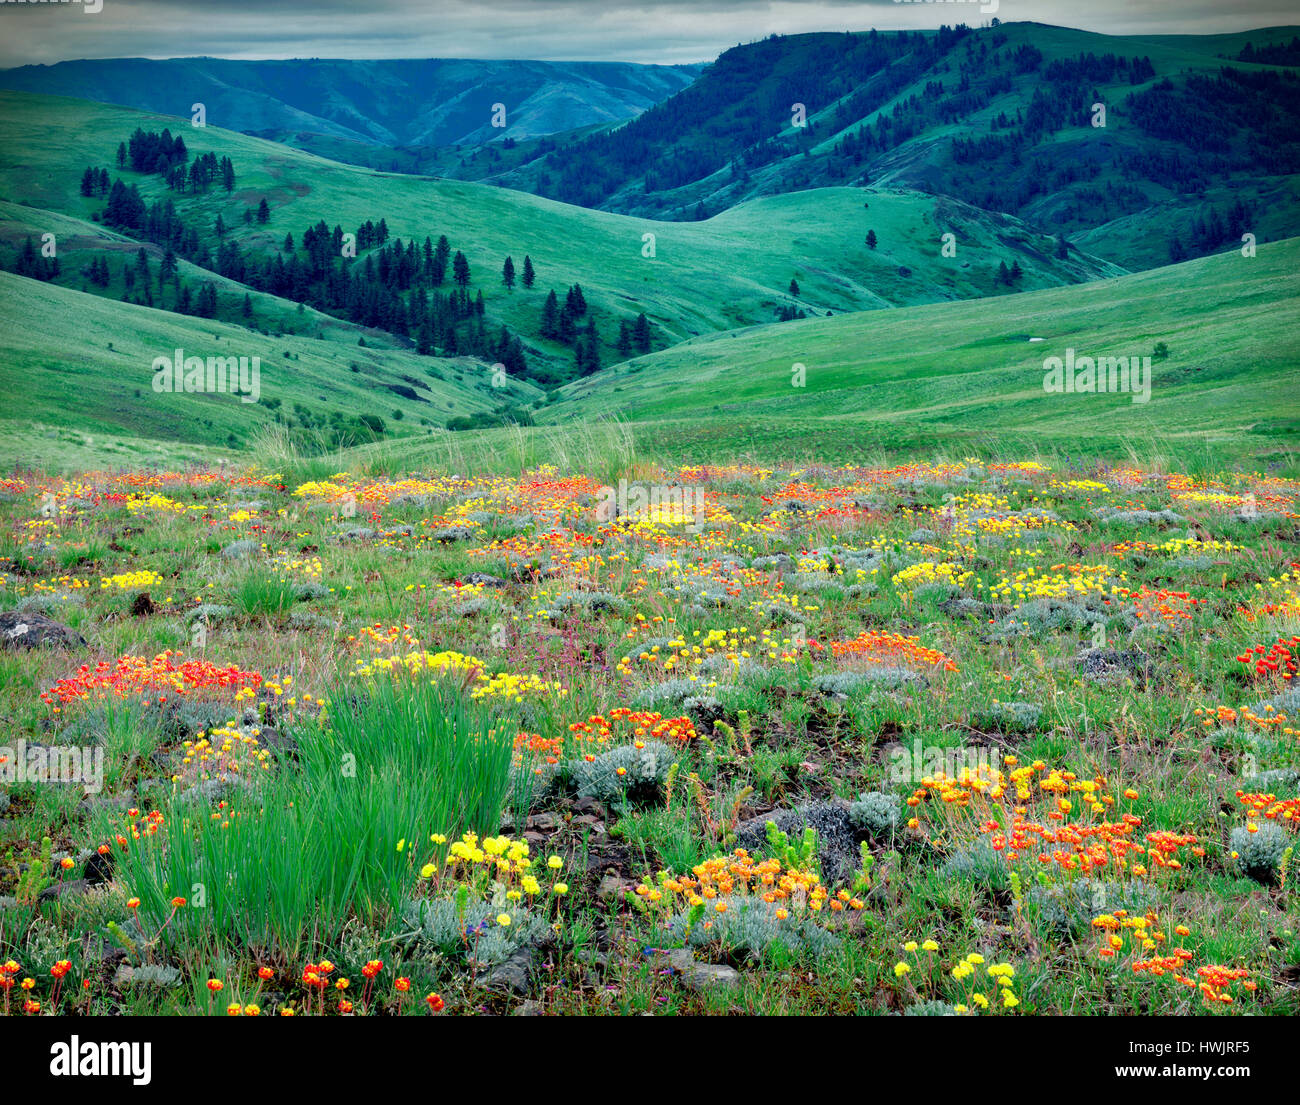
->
829;630;958;672
1235;790;1300;830
515;708;698;771
908;761;1201;879
636;847;861;915
1091;911;1256;1006
1195;701;1298;739
41;652;263;708
1110;586;1203;624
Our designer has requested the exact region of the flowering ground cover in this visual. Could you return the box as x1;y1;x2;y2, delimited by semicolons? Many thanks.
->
0;457;1297;1016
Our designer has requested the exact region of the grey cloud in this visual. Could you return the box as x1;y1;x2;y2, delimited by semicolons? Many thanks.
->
0;0;1292;68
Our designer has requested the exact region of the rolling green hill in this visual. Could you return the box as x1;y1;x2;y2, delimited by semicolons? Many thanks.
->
0;89;1120;383
0;269;539;460
489;24;1300;271
539;237;1300;463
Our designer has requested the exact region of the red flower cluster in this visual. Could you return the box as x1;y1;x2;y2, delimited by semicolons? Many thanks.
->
1236;635;1299;679
41;651;263;707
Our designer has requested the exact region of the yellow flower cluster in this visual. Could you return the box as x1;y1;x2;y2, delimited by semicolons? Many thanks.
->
173;724;272;788
126;494;188;514
416;831;569;917
100;570;165;591
470;670;567;702
988;563;1121;602
892;560;975;593
896;941;1020;1012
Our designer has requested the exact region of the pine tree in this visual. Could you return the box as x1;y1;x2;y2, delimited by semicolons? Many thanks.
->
502;255;515;289
558;301;578;344
522;254;535;288
632;312;651;354
257;198;270;224
541;290;559;339
866;229;878;250
453;250;470;287
416;317;435;355
617;320;632;357
432;235;450;285
788;277;800;296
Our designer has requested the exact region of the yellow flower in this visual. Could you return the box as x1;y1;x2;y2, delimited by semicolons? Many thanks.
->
553;883;569;895
903;941;919;953
921;939;939;952
420;863;436;878
894;961;911;978
497;913;511;927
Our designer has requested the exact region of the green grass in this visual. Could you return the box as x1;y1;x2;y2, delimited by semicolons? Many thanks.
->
0;89;1119;354
541;237;1300;470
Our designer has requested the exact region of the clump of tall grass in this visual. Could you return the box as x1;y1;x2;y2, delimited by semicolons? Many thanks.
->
231;571;296;616
108;677;516;962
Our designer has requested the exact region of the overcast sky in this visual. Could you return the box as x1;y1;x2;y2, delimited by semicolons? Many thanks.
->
0;0;1294;68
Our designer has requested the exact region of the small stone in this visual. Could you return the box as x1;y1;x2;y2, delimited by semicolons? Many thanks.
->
598;874;629;902
39;878;89;902
666;948;741;990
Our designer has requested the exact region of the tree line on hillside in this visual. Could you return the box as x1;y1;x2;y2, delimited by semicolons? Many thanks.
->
52;135;664;389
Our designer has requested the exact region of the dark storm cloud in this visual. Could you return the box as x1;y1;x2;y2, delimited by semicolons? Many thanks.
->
0;0;1293;68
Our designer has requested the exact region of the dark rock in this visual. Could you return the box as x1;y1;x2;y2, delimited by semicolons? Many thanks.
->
83;849;115;886
1077;647;1153;685
129;592;156;617
666;948;740;990
464;572;506;587
433;526;474;543
0;610;87;650
483;946;534;995
735;801;860;884
573;796;607;819
39;878;90;902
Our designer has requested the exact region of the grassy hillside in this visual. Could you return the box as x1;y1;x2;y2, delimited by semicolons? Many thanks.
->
492;23;1300;271
535;238;1300;466
0;200;422;350
0;270;540;460
0;89;1120;384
